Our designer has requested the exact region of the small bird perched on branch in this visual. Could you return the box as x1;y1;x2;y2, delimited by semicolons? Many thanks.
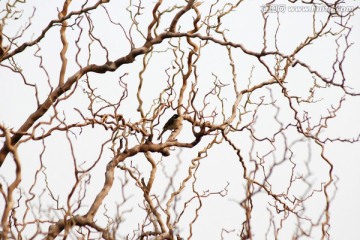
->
158;114;182;140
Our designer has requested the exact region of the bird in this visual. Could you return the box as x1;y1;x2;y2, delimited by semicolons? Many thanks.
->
157;114;182;140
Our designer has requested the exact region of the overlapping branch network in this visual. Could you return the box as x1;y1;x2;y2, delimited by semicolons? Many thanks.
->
0;0;358;239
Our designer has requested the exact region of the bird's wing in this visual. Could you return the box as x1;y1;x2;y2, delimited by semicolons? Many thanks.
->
163;116;174;129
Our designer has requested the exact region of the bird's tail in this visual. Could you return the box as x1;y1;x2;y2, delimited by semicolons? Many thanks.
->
157;129;165;140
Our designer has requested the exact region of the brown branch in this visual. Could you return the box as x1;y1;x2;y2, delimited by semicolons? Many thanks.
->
169;0;195;33
0;126;22;240
0;0;108;62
